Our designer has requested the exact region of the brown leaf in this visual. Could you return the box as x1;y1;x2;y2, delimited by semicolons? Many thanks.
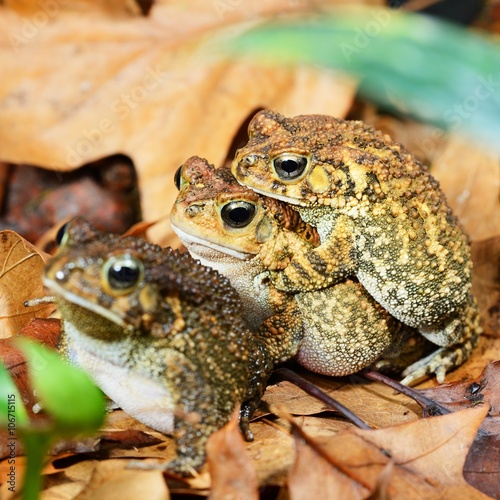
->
431;134;500;242
472;236;500;336
0;456;26;499
2;0;143;17
42;459;170;500
0;1;360;244
355;406;489;490
0;318;60;460
207;411;258;500
261;369;422;428
1;160;141;246
463;433;500;500
284;406;490;499
418;361;500;433
0;231;55;337
122;219;163;238
287;427;368;499
245;420;294;487
0;318;59;400
77;469;170;500
48;429;164;460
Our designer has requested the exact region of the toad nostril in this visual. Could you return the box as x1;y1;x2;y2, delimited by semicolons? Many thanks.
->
186;204;204;217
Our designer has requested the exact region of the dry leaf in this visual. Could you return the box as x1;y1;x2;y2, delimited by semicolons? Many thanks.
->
1;159;141;246
244;419;294;487
431;134;500;241
0;0;360;244
41;459;170;500
0;456;25;500
0;231;54;337
77;468;169;500
262;369;421;428
418;361;499;433
464;433;500;500
283;406;491;499
472;236;500;336
41;460;101;499
287;430;368;499
0;318;60;460
207;411;258;500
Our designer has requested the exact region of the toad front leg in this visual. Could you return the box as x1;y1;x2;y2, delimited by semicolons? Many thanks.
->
161;357;231;476
270;213;357;293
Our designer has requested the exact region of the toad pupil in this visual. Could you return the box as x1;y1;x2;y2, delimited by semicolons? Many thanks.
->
273;155;308;179
106;257;142;288
221;201;256;228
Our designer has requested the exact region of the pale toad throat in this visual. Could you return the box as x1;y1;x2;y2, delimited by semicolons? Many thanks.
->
43;276;127;328
171;224;254;261
63;325;176;435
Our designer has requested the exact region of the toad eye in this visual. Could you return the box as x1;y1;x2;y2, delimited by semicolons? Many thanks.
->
55;222;70;247
174;165;183;190
273;154;308;180
103;255;144;294
220;201;256;228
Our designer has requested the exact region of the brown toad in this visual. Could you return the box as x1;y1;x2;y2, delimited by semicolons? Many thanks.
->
231;110;481;382
42;218;272;474
171;157;426;379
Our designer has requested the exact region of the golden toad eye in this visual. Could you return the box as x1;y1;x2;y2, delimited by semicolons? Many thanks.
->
220;201;256;228
103;255;144;294
174;165;183;190
55;222;70;247
273;154;308;181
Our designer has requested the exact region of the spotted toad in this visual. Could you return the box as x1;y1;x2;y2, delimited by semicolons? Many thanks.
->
42;218;272;474
171;156;427;379
231;110;481;382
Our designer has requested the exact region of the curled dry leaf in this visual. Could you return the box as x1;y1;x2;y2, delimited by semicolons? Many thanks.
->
47;429;164;461
0;232;55;338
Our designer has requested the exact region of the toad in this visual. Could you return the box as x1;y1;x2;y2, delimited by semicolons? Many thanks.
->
231;111;481;382
42;218;272;474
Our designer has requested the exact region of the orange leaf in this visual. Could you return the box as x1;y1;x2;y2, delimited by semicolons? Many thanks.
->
0;231;54;338
282;406;490;498
206;411;258;500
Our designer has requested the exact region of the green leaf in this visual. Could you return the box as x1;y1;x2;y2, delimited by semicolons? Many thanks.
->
0;363;29;428
232;8;500;152
16;339;105;435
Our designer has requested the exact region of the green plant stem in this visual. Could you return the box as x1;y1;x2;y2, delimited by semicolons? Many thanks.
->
21;433;53;500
